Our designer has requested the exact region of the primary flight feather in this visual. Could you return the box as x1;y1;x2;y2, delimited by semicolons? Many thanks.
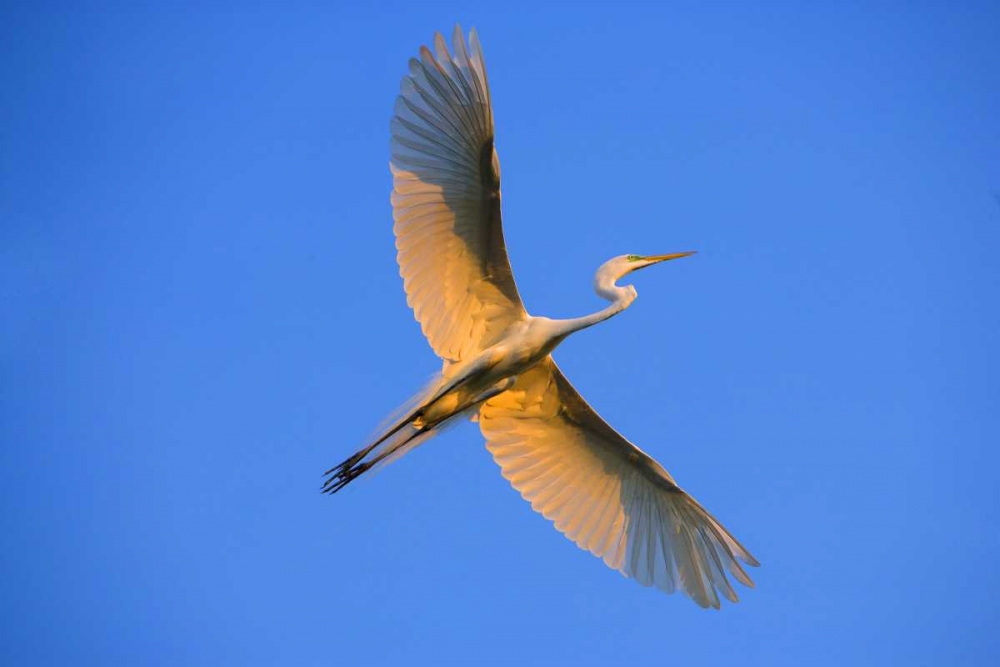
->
323;25;759;609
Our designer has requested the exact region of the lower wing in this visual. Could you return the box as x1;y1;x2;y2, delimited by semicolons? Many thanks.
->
478;357;758;608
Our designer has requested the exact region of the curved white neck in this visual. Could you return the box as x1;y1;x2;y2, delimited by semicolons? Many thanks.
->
554;278;636;337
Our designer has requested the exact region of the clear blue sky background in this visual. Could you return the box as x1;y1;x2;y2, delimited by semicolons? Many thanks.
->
3;2;998;665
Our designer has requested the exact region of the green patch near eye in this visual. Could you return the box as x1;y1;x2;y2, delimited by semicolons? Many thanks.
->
626;254;644;262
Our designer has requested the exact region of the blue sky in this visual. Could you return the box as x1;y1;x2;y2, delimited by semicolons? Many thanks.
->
2;2;999;665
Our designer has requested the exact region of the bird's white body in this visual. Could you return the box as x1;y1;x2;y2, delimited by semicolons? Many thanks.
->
425;318;557;422
422;319;571;427
387;258;642;436
323;26;759;609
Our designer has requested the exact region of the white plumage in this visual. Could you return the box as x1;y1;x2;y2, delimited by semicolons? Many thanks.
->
324;25;758;609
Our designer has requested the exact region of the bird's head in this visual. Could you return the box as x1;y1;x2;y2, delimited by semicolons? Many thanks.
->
593;252;696;303
597;252;697;284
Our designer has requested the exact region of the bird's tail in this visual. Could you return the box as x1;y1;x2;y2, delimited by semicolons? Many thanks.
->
321;422;439;494
321;373;456;494
322;364;519;494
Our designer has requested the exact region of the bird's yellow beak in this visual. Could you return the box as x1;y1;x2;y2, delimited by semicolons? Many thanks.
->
646;251;697;264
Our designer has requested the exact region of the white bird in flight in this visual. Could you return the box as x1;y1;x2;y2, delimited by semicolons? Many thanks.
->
324;25;758;608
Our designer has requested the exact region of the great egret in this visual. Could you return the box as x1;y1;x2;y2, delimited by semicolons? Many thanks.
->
323;25;758;608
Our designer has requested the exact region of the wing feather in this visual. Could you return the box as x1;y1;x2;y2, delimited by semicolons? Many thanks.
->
479;357;759;608
391;26;525;364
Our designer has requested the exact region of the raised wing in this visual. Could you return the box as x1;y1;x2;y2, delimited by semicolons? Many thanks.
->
479;358;759;608
391;26;526;364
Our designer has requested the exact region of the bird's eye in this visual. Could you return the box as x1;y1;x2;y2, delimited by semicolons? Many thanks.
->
626;254;643;262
